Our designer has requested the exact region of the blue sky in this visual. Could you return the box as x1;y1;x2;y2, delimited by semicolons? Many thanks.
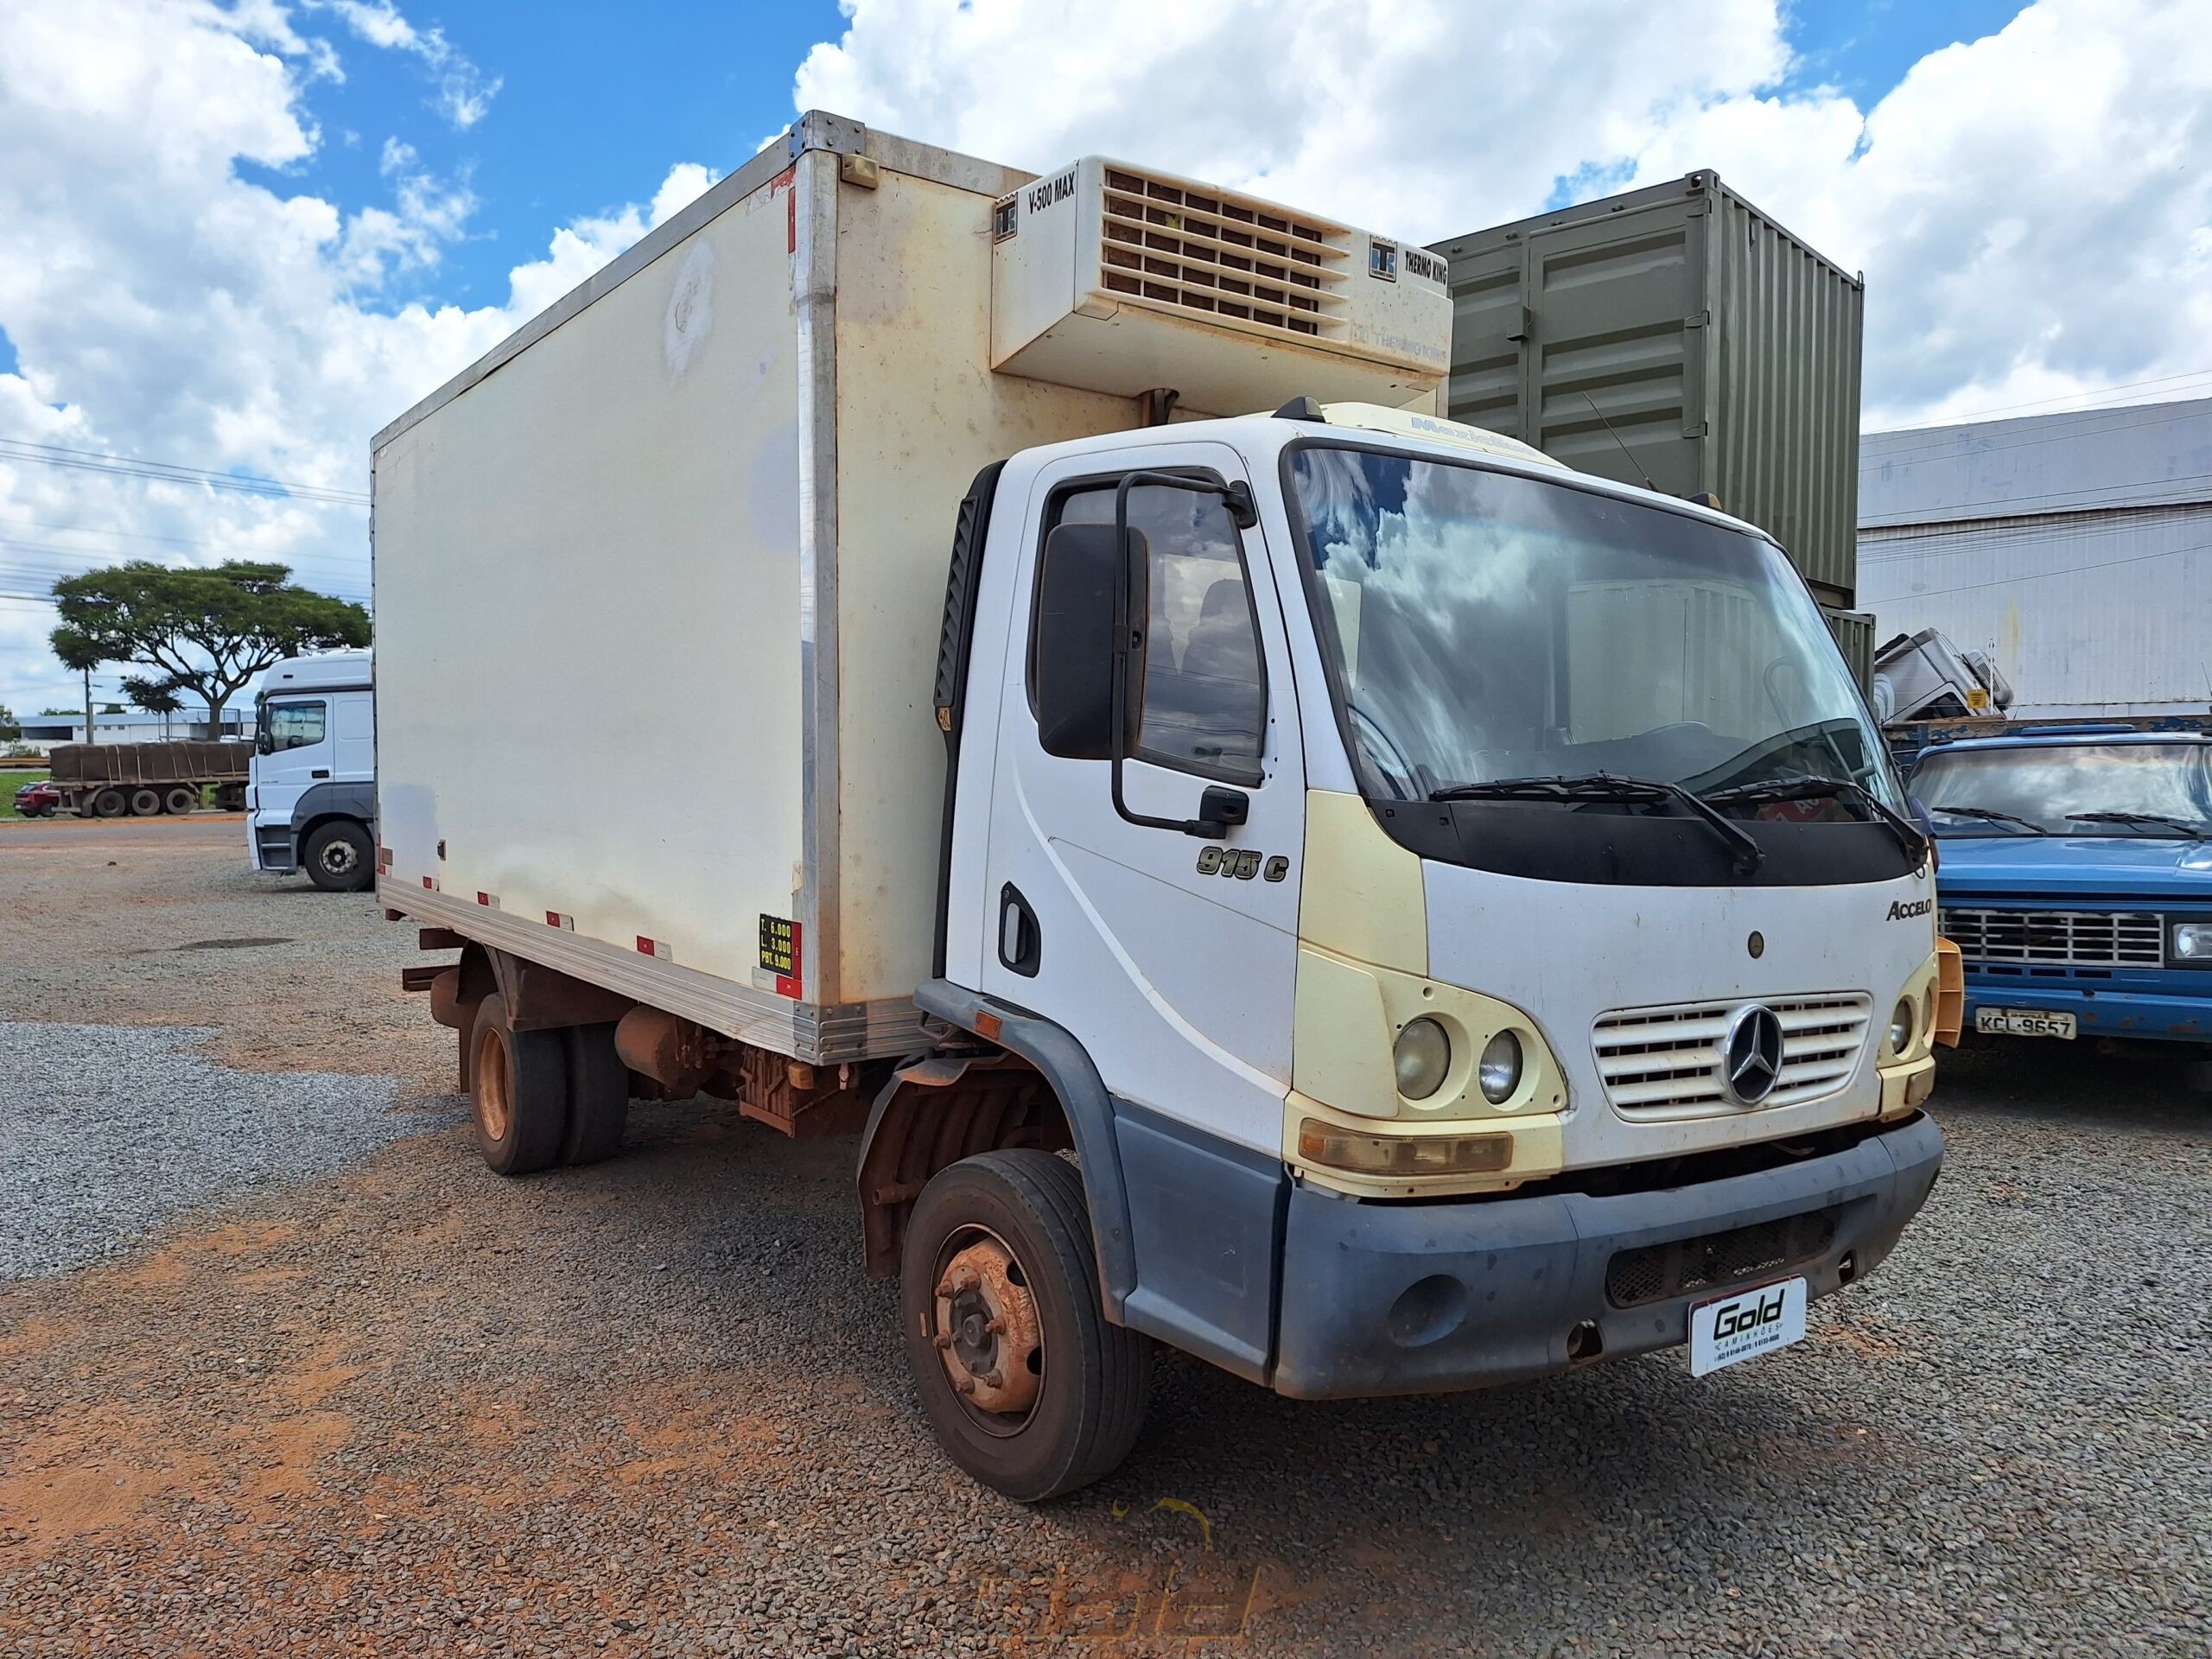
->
248;0;2028;317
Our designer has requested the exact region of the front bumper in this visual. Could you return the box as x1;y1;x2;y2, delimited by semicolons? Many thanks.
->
1270;1112;1942;1400
1962;982;2206;1043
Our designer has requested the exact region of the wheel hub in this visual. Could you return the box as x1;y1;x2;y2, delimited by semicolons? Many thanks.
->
932;1236;1041;1416
475;1028;512;1142
323;842;359;874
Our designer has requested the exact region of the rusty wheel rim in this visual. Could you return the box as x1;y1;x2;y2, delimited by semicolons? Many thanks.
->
931;1227;1043;1435
474;1026;512;1143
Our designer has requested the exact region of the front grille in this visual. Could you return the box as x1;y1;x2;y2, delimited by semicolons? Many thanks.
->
1592;994;1872;1115
1941;906;2163;969
1605;1208;1840;1307
1099;167;1349;340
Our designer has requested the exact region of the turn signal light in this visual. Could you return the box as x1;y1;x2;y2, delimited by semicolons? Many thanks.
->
1296;1120;1513;1178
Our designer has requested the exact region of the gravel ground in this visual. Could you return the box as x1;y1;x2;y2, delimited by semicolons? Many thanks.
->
1;817;2208;1657
0;1021;438;1279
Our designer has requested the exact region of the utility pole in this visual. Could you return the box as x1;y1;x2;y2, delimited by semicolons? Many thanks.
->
83;664;93;745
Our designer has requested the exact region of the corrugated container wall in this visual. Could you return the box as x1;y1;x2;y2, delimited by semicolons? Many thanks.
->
1430;172;1864;607
1857;395;2212;718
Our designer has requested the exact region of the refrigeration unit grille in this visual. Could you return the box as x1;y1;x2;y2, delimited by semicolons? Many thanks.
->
1098;168;1349;340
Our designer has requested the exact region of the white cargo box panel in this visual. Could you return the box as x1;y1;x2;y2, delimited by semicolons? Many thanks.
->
372;113;1447;1065
991;156;1451;415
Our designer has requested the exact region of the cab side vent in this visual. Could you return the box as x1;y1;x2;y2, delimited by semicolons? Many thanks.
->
1099;167;1349;340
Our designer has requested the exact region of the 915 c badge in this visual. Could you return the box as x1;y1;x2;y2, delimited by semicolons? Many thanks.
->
1197;847;1290;883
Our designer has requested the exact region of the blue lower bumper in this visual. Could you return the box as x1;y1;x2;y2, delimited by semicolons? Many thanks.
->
1962;981;2207;1043
1270;1113;1943;1401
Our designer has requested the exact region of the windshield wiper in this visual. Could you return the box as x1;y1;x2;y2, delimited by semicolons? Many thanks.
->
1700;776;1931;864
1431;772;1764;875
1928;804;2048;835
2064;810;2211;839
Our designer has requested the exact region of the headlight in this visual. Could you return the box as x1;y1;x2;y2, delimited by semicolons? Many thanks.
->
2172;921;2212;961
1393;1017;1450;1100
1478;1029;1522;1103
1889;998;1915;1056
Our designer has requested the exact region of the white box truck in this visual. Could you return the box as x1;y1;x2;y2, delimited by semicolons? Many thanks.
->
248;649;377;890
375;113;1956;1501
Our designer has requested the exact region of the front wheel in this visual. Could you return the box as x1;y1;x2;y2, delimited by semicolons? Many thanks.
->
900;1150;1152;1502
303;820;373;892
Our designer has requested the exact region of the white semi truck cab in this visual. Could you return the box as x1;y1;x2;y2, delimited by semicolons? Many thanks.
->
375;115;1955;1502
248;649;376;891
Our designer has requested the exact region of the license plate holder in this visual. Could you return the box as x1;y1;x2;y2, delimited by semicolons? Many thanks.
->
1689;1276;1808;1377
1974;1007;2077;1039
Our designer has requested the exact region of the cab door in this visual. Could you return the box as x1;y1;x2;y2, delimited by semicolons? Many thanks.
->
979;441;1306;1153
251;697;330;860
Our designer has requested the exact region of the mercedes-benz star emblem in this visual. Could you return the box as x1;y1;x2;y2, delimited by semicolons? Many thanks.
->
1721;1003;1785;1105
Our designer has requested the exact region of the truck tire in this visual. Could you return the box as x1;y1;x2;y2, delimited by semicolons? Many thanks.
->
563;1022;630;1165
303;820;374;892
468;992;569;1175
92;787;127;818
163;786;199;815
128;786;162;817
900;1150;1153;1502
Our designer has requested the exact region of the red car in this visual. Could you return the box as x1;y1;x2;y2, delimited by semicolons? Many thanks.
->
12;779;59;817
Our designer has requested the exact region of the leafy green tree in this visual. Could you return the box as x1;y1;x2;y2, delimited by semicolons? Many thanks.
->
51;561;368;741
0;705;18;741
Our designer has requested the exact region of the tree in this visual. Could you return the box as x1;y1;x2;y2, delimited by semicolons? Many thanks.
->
51;561;368;741
0;705;17;741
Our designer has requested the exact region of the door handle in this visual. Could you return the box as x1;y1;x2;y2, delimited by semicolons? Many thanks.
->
311;769;330;779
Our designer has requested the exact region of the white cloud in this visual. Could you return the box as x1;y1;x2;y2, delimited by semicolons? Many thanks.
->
0;0;709;718
795;0;2212;430
309;0;501;128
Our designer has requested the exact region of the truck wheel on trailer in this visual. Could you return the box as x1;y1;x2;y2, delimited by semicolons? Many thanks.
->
92;787;127;818
303;821;374;892
562;1022;629;1165
163;785;199;815
899;1150;1153;1503
468;992;568;1175
128;786;162;817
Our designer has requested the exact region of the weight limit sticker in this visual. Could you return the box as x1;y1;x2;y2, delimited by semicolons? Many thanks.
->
758;914;803;1000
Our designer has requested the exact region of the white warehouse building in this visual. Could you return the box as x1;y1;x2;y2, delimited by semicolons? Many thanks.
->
1857;394;2212;719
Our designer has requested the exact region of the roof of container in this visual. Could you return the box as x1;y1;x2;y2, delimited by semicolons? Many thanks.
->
1426;171;1860;289
1859;394;2212;531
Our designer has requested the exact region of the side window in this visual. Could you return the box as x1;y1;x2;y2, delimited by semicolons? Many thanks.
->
269;701;327;750
1037;479;1267;782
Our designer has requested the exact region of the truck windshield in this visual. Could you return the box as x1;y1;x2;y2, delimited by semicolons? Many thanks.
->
1914;742;2212;838
1285;443;1897;813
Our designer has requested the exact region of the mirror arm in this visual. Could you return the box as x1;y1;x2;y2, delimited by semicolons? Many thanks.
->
1106;470;1258;839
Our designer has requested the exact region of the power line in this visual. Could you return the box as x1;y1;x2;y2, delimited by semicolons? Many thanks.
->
1879;366;2212;428
0;437;369;508
1859;403;2211;473
1875;537;2209;602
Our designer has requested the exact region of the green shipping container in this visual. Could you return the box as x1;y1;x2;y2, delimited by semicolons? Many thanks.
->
1429;171;1864;607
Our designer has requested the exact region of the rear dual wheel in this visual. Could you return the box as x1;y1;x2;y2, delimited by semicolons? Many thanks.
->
900;1151;1153;1502
467;995;629;1175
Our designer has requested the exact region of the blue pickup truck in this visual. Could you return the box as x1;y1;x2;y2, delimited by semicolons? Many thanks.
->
1904;725;2212;1052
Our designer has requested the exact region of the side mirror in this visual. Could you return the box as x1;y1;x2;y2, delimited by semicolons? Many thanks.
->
1034;521;1146;762
255;734;273;756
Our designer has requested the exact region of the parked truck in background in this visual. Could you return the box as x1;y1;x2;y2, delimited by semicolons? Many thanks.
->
1910;721;2212;1055
375;114;1957;1501
248;649;376;891
48;741;248;818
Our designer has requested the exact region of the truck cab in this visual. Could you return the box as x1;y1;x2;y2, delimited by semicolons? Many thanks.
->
899;399;1947;1479
249;649;376;891
1911;726;2212;1051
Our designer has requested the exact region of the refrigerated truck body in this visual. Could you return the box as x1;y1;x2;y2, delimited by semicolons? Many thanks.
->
375;113;1953;1500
